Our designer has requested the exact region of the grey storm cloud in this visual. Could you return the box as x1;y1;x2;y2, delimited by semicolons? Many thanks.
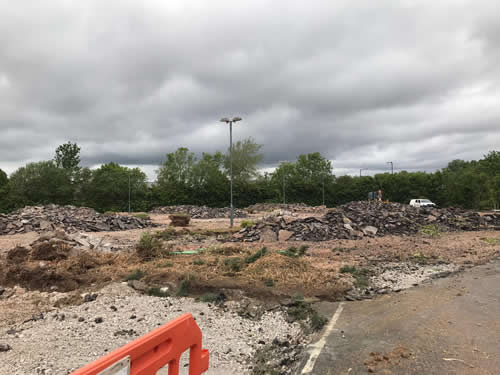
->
1;0;499;178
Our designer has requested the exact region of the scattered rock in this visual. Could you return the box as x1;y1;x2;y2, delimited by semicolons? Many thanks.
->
0;204;153;235
260;227;278;243
234;201;499;242
278;230;294;242
0;344;12;352
127;280;148;292
151;205;247;219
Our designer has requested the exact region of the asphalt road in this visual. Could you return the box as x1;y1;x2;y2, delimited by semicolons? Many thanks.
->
299;258;500;374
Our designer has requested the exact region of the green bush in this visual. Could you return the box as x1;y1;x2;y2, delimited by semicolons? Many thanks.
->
481;237;500;245
125;269;145;281
199;292;218;303
282;245;309;258
193;258;205;265
339;266;373;288
310;311;327;331
223;257;245;272
177;280;191;297
264;278;275;287
340;265;356;273
136;232;171;260
419;224;440;237
240;219;256;228
246;247;268;264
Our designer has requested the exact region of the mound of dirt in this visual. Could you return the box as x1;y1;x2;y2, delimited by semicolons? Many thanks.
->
235;201;500;242
0;231;126;292
6;246;30;263
243;253;348;297
151;205;248;219
0;204;153;235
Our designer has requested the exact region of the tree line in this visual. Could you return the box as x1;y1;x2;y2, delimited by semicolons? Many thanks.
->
0;140;498;213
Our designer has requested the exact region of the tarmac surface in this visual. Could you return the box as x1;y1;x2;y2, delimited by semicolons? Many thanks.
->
300;257;500;374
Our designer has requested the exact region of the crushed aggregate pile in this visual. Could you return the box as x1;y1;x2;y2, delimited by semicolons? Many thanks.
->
235;201;500;242
0;205;152;235
0;284;304;375
151;205;247;219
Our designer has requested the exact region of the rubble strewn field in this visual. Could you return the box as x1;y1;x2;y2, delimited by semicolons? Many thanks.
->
0;202;499;374
236;201;500;242
151;205;248;218
0;205;153;235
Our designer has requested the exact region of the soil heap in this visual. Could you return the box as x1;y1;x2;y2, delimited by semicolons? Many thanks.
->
0;205;152;235
151;205;247;218
235;201;500;242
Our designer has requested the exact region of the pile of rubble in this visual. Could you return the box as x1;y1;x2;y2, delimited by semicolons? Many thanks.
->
5;230;119;264
0;205;152;235
246;203;327;214
151;205;247;219
234;201;500;242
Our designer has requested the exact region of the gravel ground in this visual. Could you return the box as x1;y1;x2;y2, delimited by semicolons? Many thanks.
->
370;262;460;292
0;283;303;375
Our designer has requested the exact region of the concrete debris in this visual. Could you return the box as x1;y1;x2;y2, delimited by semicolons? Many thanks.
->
235;201;499;242
5;230;121;264
0;205;153;235
246;203;327;214
151;205;248;219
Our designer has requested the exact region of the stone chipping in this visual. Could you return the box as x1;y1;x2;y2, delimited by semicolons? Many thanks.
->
0;284;304;375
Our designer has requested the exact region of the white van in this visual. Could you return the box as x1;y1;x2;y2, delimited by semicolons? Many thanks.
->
409;199;436;208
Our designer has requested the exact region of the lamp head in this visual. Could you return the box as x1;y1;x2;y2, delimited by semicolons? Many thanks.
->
232;117;242;122
220;117;230;123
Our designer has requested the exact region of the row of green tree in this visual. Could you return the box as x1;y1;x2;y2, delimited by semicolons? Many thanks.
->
0;141;498;213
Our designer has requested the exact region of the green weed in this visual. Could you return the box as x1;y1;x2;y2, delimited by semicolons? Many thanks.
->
147;287;170;297
246;247;268;264
481;237;500;245
199;292;218;303
177;280;191;297
240;219;256;228
264;278;275;287
223;257;245;272
420;224;440;237
281;245;309;258
125;269;145;281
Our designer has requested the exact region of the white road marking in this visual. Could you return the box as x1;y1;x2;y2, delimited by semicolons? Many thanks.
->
301;302;345;374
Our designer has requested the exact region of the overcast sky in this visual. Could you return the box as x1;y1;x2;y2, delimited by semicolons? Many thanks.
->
1;1;499;180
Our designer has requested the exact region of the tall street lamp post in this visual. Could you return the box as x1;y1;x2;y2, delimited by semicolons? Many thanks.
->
387;161;394;174
283;171;286;205
322;177;325;206
220;116;242;227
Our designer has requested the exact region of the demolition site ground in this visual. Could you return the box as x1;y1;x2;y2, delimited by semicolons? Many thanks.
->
0;202;499;374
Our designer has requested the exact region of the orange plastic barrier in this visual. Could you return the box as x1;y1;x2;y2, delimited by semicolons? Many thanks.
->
71;313;209;375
